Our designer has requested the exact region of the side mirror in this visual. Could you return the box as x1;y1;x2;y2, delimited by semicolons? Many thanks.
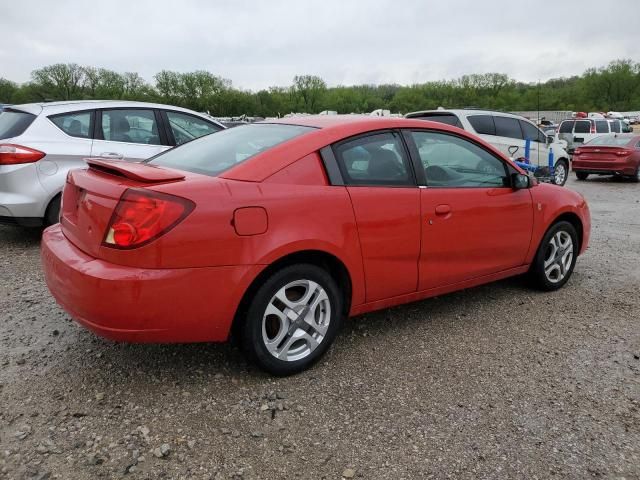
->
546;135;554;144
512;173;530;190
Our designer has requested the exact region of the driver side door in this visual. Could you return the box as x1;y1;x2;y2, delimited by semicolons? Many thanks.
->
405;129;534;290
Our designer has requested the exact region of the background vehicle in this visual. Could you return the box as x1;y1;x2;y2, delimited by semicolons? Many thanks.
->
41;116;590;375
0;100;224;227
573;134;640;181
558;117;616;153
405;109;571;186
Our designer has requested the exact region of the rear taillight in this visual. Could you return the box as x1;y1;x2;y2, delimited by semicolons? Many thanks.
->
590;124;596;134
0;144;45;165
103;189;195;249
615;149;633;157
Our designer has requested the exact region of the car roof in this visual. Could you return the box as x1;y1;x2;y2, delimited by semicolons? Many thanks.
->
8;100;219;119
405;109;526;121
223;115;513;182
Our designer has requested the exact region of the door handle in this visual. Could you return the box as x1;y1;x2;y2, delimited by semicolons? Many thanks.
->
435;204;451;215
100;152;124;160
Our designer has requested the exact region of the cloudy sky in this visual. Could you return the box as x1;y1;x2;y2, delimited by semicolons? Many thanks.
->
2;0;640;90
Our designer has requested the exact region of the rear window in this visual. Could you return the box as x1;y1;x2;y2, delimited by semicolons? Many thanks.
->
149;123;315;176
0;110;36;140
559;120;574;133
467;115;495;135
409;113;463;129
586;135;633;146
574;120;591;134
595;120;609;133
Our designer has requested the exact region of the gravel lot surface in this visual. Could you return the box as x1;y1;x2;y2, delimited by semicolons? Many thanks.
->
1;176;639;480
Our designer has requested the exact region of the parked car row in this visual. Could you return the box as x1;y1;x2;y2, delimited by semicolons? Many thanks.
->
405;109;571;186
0;101;224;226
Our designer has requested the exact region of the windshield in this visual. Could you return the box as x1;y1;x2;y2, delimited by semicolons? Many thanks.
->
586;135;633;146
149;123;315;176
0;110;36;140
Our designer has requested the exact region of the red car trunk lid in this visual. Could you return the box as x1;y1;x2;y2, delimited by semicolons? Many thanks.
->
61;161;186;258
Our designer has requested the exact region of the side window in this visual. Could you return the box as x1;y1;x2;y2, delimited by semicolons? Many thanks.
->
494;116;523;139
595;120;609;133
410;130;508;188
467;115;495;135
333;131;413;186
166;111;222;146
559;121;574;133
519;120;546;143
574;120;591;134
101;109;161;145
610;120;621;133
50;111;93;139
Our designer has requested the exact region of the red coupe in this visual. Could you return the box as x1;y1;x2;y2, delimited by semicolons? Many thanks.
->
573;134;640;181
41;116;591;375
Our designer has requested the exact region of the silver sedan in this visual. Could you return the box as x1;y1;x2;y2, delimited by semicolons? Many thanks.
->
0;100;224;226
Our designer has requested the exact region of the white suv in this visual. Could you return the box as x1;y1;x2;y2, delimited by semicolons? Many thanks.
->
405;109;571;185
0;100;224;227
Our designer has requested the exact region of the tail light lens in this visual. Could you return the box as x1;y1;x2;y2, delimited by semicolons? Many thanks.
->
103;189;195;249
615;149;633;157
590;124;596;134
0;144;45;165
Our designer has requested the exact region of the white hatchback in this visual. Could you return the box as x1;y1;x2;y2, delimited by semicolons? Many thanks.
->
405;109;571;186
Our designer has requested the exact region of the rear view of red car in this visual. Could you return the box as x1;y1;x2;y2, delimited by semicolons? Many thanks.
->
41;116;591;375
573;134;640;181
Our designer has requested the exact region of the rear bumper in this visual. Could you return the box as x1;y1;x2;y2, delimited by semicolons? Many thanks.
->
41;225;262;343
572;159;638;176
0;163;49;219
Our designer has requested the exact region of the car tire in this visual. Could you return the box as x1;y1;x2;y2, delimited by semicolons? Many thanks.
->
45;195;62;226
575;171;589;181
553;159;569;186
633;168;640;183
241;264;343;376
529;221;579;291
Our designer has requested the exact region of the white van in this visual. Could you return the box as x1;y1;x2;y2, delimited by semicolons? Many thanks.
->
405;109;571;185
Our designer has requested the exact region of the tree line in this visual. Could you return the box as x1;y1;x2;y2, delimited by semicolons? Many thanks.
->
1;59;639;116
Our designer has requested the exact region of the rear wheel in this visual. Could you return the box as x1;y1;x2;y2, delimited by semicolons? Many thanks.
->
529;221;578;291
241;264;343;376
575;171;589;181
553;159;569;186
634;168;640;183
45;195;61;226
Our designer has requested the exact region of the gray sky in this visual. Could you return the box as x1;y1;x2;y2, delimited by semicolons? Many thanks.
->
2;0;640;90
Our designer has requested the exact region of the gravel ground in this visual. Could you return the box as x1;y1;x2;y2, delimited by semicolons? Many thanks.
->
1;176;639;480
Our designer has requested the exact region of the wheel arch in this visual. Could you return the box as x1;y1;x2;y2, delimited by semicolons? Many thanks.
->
231;249;353;339
551;212;584;252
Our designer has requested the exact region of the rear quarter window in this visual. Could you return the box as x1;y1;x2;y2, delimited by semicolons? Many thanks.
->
0;110;36;140
49;111;94;139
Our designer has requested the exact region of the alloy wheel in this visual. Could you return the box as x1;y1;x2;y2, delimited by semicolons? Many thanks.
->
261;279;331;362
543;231;574;283
554;162;567;185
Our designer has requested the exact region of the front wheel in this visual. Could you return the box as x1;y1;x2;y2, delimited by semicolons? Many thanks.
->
553;159;569;186
529;221;578;291
575;171;589;181
241;264;343;376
